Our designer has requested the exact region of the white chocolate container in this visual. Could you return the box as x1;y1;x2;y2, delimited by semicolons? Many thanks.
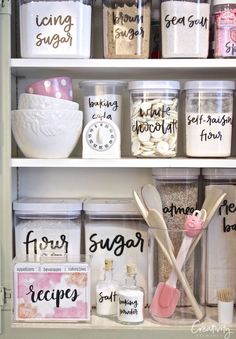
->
13;198;82;261
128;81;180;158
20;0;93;58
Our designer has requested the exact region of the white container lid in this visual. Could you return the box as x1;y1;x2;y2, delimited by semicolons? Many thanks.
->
128;81;180;91
152;168;200;179
79;80;127;87
184;81;235;90
202;168;236;179
214;0;236;5
83;198;141;216
13;198;83;214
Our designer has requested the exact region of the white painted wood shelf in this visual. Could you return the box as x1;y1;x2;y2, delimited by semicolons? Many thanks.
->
11;157;236;168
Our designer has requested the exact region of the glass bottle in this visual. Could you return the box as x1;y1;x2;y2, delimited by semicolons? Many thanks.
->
96;259;119;317
117;264;144;324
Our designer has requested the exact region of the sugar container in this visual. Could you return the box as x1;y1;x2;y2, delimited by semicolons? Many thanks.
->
128;81;180;158
103;0;151;58
13;198;82;261
161;0;210;58
83;198;151;306
214;0;236;58
19;0;93;58
202;169;236;305
184;81;235;157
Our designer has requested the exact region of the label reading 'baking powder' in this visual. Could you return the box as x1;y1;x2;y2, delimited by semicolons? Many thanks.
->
215;9;236;57
118;292;143;323
186;112;232;156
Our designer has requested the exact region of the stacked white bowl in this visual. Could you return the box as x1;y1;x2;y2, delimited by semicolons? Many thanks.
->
12;93;83;159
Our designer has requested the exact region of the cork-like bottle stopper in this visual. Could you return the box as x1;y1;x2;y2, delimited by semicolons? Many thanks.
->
127;263;136;276
105;259;113;271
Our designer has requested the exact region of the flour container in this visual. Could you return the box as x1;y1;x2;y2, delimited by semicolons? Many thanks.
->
202;169;236;305
83;198;151;306
103;0;151;58
184;81;235;157
13;198;82;261
19;0;93;58
161;0;210;58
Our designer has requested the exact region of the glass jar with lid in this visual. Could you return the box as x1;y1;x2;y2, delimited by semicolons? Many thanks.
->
128;81;180;158
103;0;151;58
161;0;210;58
184;81;235;157
214;0;236;58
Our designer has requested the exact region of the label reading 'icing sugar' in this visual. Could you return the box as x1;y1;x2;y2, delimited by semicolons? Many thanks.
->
215;9;236;57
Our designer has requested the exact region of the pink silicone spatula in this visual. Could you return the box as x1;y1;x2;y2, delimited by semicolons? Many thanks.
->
149;210;204;318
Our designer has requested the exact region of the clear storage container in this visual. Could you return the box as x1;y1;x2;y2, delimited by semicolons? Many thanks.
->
13;198;82;261
202;169;236;305
128;81;180;158
102;0;151;58
83;198;151;307
214;0;236;58
184;81;235;157
161;0;210;58
20;0;93;58
79;80;127;128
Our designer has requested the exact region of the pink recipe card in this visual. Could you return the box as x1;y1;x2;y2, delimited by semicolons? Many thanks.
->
14;262;91;322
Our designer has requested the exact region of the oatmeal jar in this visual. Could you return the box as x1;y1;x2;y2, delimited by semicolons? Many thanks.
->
83;198;151;307
103;0;151;58
184;81;235;157
19;0;93;58
13;198;82;261
161;0;210;58
202;169;236;306
214;0;236;58
152;168;202;314
128;81;180;158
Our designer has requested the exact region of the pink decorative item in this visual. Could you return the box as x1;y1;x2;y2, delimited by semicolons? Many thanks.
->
14;262;91;322
25;77;73;101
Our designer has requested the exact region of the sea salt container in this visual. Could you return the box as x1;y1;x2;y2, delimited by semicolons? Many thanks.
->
202;169;236;305
13;198;82;261
103;0;151;58
214;0;236;58
83;198;151;306
19;0;93;58
184;81;235;157
129;81;180;158
161;0;210;58
79;80;127;128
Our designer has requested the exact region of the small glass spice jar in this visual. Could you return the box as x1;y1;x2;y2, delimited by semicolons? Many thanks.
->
102;0;151;58
214;0;236;58
161;0;210;58
184;81;235;157
128;81;180;158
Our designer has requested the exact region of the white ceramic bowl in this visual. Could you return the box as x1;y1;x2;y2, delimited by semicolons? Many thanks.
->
18;93;79;110
12;109;83;158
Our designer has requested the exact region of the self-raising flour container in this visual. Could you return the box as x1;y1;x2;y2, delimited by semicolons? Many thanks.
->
83;198;151;306
184;81;235;157
13;198;82;261
19;0;93;58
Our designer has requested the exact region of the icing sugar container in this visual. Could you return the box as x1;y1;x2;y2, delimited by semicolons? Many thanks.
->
13;198;82;261
214;0;236;58
184;81;235;157
161;0;210;58
19;0;93;58
128;81;180;158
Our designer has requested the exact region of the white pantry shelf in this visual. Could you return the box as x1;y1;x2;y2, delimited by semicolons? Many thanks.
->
10;58;236;79
11;157;236;168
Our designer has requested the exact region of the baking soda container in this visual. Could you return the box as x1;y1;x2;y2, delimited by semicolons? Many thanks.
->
214;0;236;58
161;0;210;58
184;81;235;157
13;198;82;261
202;169;236;306
102;0;151;58
128;81;180;158
19;0;93;58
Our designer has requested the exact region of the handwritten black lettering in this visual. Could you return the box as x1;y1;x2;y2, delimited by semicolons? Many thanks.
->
132;120;178;136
